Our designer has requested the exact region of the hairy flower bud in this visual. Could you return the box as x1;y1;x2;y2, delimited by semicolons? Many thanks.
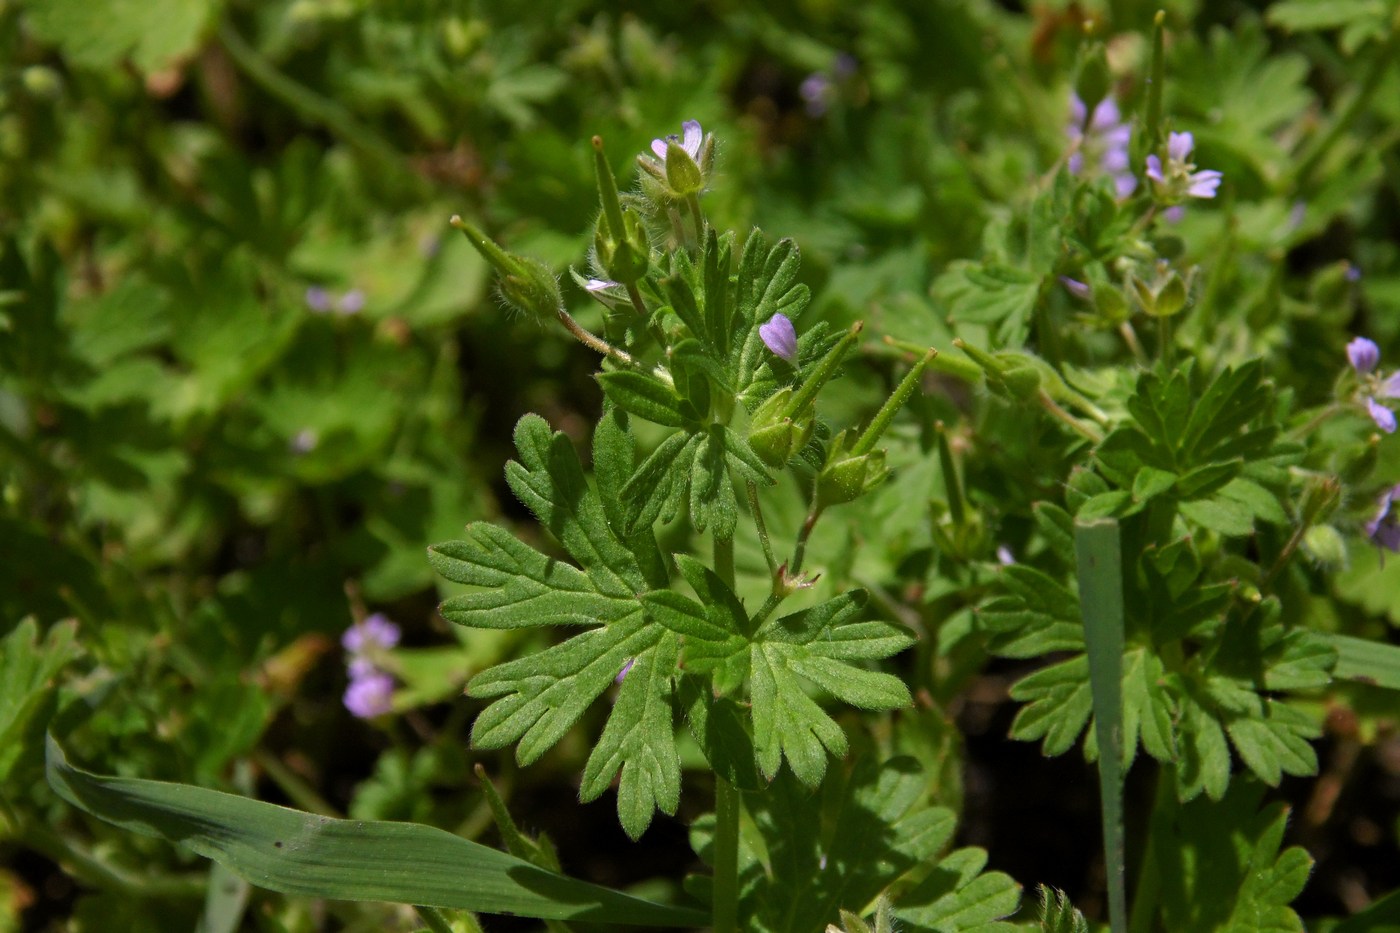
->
450;215;563;323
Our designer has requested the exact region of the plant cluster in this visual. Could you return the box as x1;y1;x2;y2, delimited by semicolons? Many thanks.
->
4;2;1400;932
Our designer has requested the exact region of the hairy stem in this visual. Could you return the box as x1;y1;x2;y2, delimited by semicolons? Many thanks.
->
712;777;742;933
747;481;779;578
790;504;825;576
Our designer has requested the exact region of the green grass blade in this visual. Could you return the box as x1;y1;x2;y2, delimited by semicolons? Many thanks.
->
1074;518;1126;933
1324;633;1400;690
46;736;705;927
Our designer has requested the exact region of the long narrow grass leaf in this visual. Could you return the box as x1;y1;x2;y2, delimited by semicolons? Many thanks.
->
1074;518;1126;933
46;736;705;927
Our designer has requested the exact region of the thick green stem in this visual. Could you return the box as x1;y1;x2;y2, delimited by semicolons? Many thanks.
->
712;777;742;933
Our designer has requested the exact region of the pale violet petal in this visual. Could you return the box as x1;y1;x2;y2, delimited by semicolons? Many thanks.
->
1367;397;1398;433
1186;170;1222;198
1168;131;1193;162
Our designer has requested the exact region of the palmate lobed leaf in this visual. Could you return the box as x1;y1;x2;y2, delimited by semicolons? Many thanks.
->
433;414;912;834
429;524;636;629
1152;778;1311;932
724;753;1018;933
45;737;705;926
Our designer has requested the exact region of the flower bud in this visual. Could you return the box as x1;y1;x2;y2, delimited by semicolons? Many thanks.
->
1303;525;1347;566
1298;474;1342;527
450;215;563;323
953;340;1040;400
816;431;888;507
747;388;813;469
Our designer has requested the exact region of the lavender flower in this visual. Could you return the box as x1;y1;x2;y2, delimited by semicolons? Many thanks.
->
800;73;834;117
1066;93;1136;198
341;613;400;719
1365;484;1400;553
759;313;798;364
342;613;401;654
290;427;319;454
650;119;704;162
305;286;333;313
1145;131;1222;202
639;120;713;201
1346;337;1400;433
344;669;395;719
337;289;366;316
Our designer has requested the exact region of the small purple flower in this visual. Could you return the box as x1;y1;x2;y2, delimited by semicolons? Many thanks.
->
996;545;1015;566
759;313;798;364
1346;264;1362;283
342;613;401;654
1163;205;1186;224
290;427;319;454
1348;338;1400;433
1067;93;1136;198
344;669;395;718
1365;484;1400;553
337;289;365;316
1059;276;1091;301
800;73;834;117
651;120;704;161
1146;131;1222;202
305;286;333;313
1348;337;1380;374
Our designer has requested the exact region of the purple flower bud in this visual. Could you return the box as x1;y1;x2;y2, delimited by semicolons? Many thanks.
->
759;313;798;364
305;286;333;313
342;613;402;654
1059;277;1091;300
344;669;395;718
1348;337;1380;374
995;545;1015;565
1346;264;1362;282
1163;205;1186;224
1367;397;1397;434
